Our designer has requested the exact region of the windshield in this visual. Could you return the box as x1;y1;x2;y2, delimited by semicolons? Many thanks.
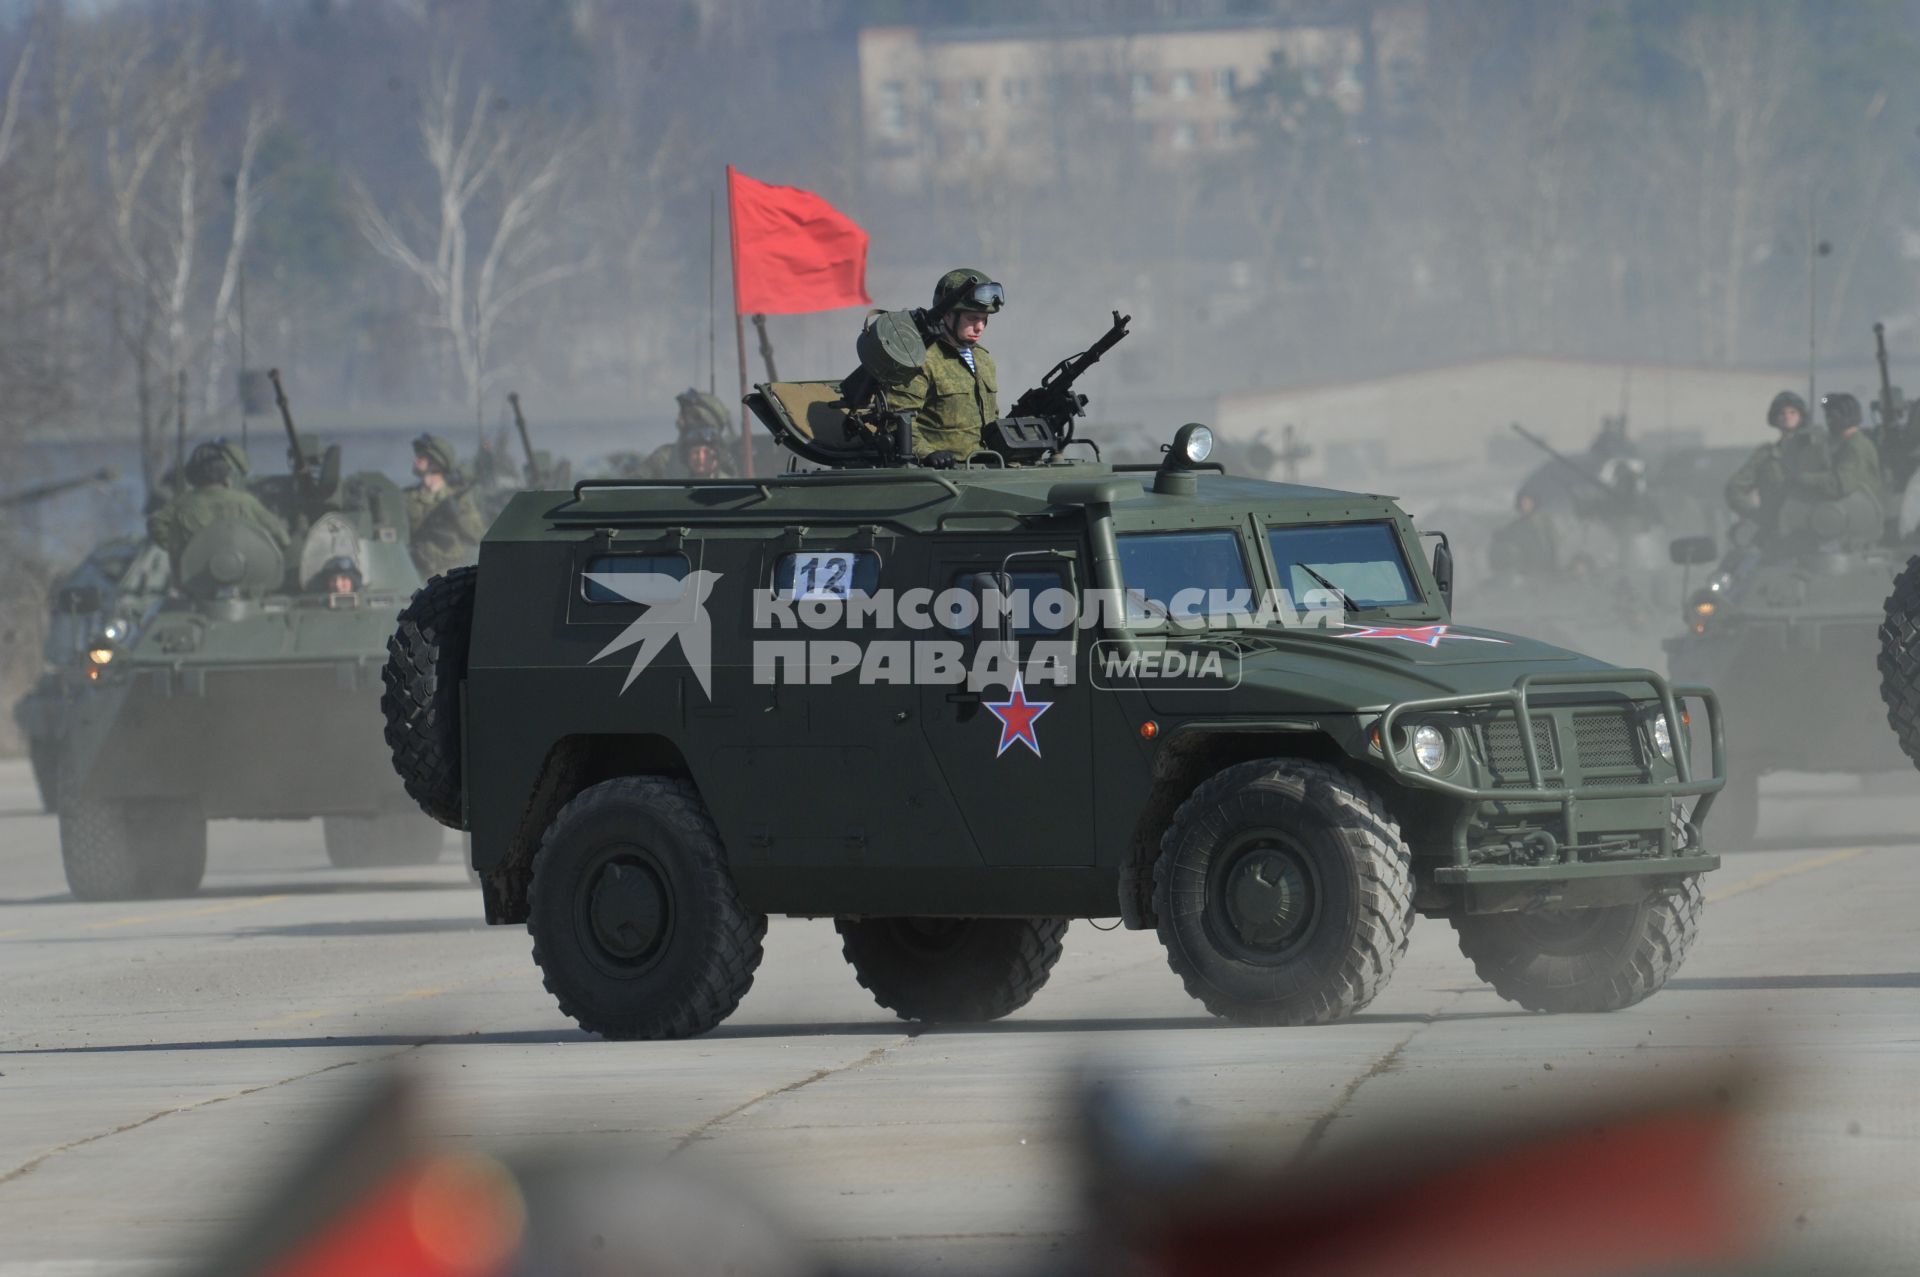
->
1267;521;1420;609
1116;530;1252;621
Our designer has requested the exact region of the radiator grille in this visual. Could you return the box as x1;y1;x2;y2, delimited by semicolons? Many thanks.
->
1572;710;1641;770
1482;716;1558;787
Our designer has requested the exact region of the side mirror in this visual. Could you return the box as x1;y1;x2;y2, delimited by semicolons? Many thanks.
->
1429;534;1455;611
1669;536;1717;566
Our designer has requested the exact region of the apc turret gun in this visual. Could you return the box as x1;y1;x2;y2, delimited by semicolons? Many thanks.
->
1873;322;1916;495
0;467;116;509
267;369;316;501
1510;422;1616;498
508;392;540;485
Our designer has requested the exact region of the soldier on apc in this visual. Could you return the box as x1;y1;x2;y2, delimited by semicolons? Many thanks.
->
897;268;1003;468
406;433;486;579
1795;392;1883;513
639;390;737;480
1725;390;1812;533
146;439;290;572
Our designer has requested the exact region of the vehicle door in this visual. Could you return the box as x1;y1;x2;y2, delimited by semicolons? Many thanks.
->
915;541;1095;867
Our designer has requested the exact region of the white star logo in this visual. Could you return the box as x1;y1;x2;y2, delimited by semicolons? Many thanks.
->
585;570;722;697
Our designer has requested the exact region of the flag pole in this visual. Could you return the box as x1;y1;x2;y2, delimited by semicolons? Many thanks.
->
708;188;717;396
725;166;753;476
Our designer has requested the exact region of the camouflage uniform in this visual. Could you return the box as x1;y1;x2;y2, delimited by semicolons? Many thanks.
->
147;441;290;568
406;433;487;579
636;390;740;479
895;268;1002;461
406;482;487;578
1726;391;1813;532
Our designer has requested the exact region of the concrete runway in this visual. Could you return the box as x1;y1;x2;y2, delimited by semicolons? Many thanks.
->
1;757;1915;1274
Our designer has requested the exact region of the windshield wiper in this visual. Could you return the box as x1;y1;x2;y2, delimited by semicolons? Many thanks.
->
1294;564;1361;614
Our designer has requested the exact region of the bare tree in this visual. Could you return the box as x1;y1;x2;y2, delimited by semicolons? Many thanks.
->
202;103;273;423
98;21;236;490
353;49;593;421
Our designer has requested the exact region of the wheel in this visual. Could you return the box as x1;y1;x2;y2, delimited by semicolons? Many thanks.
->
1708;766;1760;851
323;813;447;868
835;916;1068;1023
1153;759;1413;1026
1879;555;1920;771
528;776;766;1040
381;566;476;829
138;801;207;897
59;798;142;901
1451;877;1703;1013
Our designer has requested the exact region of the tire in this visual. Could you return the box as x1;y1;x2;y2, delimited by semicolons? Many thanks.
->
835;916;1068;1023
59;799;142;901
1878;554;1920;771
1452;876;1704;1013
528;776;766;1040
1153;759;1413;1026
381;566;476;829
138;802;207;897
323;813;447;868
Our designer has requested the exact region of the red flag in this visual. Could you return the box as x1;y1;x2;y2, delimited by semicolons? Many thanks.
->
727;166;871;314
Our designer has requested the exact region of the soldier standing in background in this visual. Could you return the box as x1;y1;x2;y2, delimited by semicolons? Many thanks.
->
405;433;486;579
895;268;1003;467
146;439;290;572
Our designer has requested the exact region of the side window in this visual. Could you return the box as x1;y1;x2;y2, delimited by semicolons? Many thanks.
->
580;553;689;604
1116;530;1251;621
943;568;1074;636
773;550;882;601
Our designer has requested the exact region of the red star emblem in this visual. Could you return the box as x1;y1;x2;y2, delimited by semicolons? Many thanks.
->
984;676;1053;758
1333;624;1507;647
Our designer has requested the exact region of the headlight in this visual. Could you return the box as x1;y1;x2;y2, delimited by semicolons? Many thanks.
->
87;647;114;666
1412;724;1448;772
100;620;126;643
1650;714;1673;762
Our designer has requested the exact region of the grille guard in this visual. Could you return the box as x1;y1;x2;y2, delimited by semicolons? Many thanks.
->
1376;668;1726;828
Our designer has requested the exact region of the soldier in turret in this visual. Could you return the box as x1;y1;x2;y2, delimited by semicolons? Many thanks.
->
895;268;1003;467
146;440;291;573
405;433;486;579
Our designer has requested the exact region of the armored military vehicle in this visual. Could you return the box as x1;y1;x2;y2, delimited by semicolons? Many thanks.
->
384;314;1724;1040
1669;533;1907;848
49;418;444;900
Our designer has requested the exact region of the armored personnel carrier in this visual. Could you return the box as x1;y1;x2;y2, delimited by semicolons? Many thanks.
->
384;308;1724;1039
47;438;443;900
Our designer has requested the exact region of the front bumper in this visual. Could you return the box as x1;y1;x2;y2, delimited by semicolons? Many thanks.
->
1377;668;1726;884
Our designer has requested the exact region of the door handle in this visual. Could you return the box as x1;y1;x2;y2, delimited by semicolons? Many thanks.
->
945;691;981;704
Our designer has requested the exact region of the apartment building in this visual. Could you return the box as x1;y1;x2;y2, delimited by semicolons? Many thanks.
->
857;8;1424;190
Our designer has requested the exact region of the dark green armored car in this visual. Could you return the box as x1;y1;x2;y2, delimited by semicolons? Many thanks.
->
386;404;1726;1039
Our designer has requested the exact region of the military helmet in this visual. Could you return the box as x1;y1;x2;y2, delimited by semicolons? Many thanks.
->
186;438;248;487
412;432;460;476
1821;392;1862;432
675;389;731;436
312;553;362;593
1767;390;1807;430
932;267;1004;315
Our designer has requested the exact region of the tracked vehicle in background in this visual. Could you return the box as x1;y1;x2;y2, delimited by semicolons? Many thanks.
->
385;310;1725;1040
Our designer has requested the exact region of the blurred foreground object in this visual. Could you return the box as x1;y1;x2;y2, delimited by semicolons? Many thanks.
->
191;1066;1801;1277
